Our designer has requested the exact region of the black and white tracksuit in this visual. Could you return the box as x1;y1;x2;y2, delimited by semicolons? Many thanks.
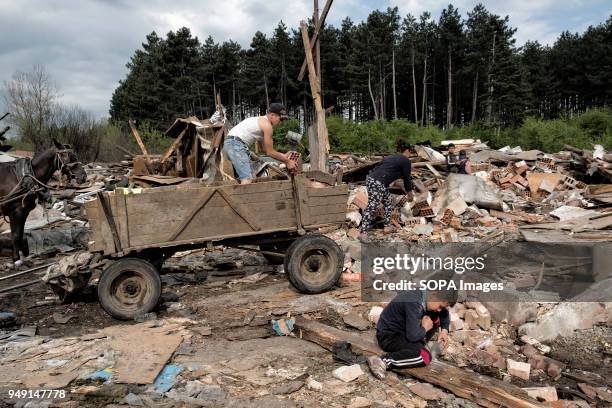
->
376;290;449;368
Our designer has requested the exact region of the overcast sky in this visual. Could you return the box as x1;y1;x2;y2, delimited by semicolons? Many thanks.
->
0;0;610;119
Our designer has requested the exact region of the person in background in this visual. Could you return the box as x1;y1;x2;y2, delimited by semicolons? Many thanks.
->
446;143;458;172
359;139;414;242
456;150;472;174
224;103;297;184
366;288;457;379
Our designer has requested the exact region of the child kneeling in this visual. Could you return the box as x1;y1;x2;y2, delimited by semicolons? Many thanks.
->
367;288;457;379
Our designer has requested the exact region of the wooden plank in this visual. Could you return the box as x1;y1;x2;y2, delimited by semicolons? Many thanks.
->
308;205;346;217
167;188;216;241
297;0;334;81
293;317;546;408
103;322;183;384
306;212;345;226
114;192;130;249
128;120;151;165
217;188;261;231
126;194;296;217
304;170;337;185
294;174;313;228
300;21;328;171
96;192;122;253
426;163;442;178
306;194;347;206
160;127;187;163
122;227;301;253
132;203;297;246
306;186;348;197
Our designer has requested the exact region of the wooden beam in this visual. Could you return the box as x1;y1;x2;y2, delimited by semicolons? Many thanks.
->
300;21;329;172
160;128;187;164
128;120;151;165
297;0;333;82
293;317;547;408
96;192;123;253
313;0;321;94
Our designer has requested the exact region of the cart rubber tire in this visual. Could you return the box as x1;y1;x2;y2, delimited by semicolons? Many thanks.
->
260;242;292;265
284;234;343;294
97;258;161;320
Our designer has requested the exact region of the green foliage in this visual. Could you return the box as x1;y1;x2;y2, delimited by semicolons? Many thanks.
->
323;108;612;154
272;119;301;151
133;121;173;153
572;108;612;140
108;7;611;132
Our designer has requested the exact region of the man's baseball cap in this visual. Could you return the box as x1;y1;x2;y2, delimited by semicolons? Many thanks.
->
268;103;288;120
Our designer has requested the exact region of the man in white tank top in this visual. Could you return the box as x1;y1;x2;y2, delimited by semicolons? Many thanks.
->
224;103;297;184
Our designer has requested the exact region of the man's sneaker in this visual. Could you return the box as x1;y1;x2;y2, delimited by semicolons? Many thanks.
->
367;356;387;379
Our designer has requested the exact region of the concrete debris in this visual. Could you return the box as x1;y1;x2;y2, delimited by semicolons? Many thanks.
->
523;386;558;402
348;396;372;408
519;302;609;342
332;364;363;382
367;306;384;324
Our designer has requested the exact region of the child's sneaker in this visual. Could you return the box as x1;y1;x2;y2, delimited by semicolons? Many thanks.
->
367;356;387;379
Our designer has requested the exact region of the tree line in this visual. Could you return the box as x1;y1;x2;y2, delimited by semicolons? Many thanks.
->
110;4;612;131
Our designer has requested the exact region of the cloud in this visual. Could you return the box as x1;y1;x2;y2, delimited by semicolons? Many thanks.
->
1;0;609;119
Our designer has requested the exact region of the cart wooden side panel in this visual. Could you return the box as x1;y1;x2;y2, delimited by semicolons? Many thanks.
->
85;175;348;256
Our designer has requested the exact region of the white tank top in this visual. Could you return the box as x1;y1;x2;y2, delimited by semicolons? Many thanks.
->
228;116;267;146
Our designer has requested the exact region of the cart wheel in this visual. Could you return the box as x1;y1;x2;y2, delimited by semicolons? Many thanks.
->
284;234;343;294
97;258;161;320
260;242;292;265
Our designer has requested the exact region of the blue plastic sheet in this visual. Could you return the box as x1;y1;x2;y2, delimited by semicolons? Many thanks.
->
153;364;183;392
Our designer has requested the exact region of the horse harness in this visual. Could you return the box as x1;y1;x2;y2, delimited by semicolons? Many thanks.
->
0;148;78;214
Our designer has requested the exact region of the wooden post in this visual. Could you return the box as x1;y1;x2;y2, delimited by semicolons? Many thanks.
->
128;120;151;165
314;0;321;94
297;0;333;82
300;22;328;172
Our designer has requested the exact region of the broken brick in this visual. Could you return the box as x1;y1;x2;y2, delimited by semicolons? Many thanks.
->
351;191;368;210
507;359;530;380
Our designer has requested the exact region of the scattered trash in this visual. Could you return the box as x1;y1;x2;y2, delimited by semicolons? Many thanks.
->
271;318;295;336
153;364;183;393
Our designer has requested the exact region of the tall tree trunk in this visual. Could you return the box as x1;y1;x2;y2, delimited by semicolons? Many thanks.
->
471;71;479;123
392;48;398;120
263;71;269;112
348;89;353;121
379;63;384;120
232;81;236;123
411;45;418;124
421;54;427;126
486;33;497;126
368;68;378;120
432;61;436;125
446;46;452;129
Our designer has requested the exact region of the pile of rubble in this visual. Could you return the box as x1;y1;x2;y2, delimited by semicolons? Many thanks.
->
342;141;612;244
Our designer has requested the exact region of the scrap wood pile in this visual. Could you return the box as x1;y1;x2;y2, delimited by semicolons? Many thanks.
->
341;140;612;244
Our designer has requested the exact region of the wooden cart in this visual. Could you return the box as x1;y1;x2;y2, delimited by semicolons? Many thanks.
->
84;173;348;319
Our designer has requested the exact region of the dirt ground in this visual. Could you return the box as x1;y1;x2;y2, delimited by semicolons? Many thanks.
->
1;247;611;408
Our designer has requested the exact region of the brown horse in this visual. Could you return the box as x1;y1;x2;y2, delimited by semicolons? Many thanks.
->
0;139;87;266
